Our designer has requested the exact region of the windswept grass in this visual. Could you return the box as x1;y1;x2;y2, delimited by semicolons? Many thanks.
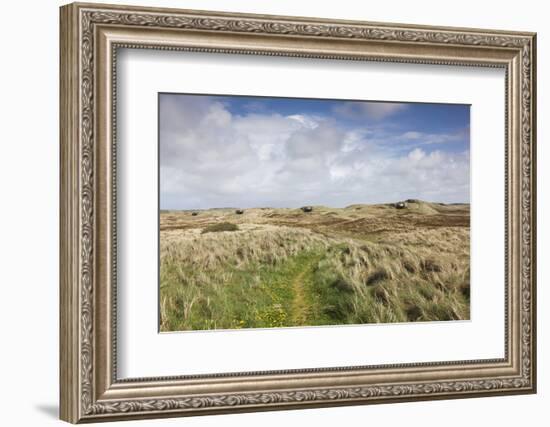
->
307;230;470;325
160;226;330;331
160;202;470;331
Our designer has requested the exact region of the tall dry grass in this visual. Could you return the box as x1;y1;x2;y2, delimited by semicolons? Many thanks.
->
160;221;469;331
309;227;469;324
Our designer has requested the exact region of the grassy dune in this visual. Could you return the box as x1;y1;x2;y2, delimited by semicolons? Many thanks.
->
160;201;470;331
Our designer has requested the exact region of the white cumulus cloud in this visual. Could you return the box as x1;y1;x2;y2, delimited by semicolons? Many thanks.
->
160;96;469;209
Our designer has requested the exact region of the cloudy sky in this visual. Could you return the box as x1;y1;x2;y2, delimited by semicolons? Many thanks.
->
159;93;470;210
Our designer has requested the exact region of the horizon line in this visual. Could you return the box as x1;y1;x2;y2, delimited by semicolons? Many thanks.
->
160;200;471;211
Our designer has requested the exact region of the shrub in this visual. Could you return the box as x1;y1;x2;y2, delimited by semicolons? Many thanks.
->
201;222;239;234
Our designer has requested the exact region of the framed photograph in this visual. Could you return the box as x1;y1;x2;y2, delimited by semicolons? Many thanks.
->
60;2;537;423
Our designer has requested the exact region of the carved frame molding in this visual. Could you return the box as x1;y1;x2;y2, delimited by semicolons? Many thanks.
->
60;2;536;423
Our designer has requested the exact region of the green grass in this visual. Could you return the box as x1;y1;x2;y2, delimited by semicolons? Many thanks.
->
160;236;469;331
308;243;470;324
161;249;325;331
159;208;470;331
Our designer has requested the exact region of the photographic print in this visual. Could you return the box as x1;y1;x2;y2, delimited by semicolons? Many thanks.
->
159;93;470;332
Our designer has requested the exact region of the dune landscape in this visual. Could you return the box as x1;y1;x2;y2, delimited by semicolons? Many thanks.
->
159;200;470;332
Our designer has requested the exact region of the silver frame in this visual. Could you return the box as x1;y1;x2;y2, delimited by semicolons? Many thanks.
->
60;2;536;423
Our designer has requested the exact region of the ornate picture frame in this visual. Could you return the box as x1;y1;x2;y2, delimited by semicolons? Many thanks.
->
60;2;536;423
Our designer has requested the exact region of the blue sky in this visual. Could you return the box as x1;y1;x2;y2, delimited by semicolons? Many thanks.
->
222;95;468;141
160;93;470;209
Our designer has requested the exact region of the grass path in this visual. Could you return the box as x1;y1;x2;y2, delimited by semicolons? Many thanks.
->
290;266;310;325
289;254;322;325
